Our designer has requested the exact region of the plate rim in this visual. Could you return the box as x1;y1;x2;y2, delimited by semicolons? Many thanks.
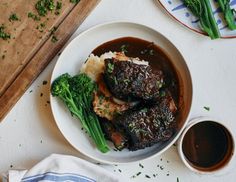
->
50;21;192;164
156;0;236;39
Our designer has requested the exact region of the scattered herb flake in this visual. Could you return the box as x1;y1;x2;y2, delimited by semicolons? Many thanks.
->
177;177;180;182
47;101;50;104
28;12;41;21
141;108;148;113
120;44;128;53
0;25;11;40
43;80;48;85
140;49;148;55
10;164;13;168
9;13;20;22
55;1;62;15
40;140;43;143
51;35;58;43
29;90;33;93
70;0;80;3
40;93;43;97
118;169;122;173
204;106;210;111
107;62;114;73
139;163;144;168
149;49;154;55
2;55;5;59
35;0;55;16
145;174;151;178
136;172;141;176
40;22;46;28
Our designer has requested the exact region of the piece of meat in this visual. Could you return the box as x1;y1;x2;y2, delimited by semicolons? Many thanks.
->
100;119;128;150
104;58;164;101
114;95;177;151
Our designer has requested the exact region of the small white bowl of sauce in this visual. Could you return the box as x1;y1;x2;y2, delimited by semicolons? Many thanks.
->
178;117;235;174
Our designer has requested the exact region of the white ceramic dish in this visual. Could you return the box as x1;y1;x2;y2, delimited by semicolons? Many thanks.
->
157;0;236;38
177;117;235;174
50;22;192;164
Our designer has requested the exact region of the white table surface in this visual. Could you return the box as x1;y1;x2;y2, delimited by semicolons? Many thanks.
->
1;0;236;181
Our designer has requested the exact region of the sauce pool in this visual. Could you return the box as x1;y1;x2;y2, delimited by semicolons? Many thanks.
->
182;121;233;171
92;36;180;103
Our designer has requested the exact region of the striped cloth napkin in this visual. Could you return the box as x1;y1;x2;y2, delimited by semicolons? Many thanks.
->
2;154;129;182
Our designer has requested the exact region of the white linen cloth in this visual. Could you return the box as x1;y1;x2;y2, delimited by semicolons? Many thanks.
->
2;154;129;182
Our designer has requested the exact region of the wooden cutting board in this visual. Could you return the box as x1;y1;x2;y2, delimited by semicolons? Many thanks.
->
0;0;100;121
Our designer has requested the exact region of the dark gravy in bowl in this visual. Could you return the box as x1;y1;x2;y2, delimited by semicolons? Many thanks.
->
182;121;234;171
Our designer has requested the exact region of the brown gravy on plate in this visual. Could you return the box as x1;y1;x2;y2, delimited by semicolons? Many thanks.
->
92;36;180;103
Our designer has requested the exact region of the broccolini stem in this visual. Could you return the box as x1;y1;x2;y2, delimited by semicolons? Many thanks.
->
203;0;220;39
217;0;236;30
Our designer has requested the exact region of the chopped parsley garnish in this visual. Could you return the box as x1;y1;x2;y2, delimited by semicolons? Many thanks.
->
51;35;58;43
120;44;128;53
107;63;114;73
204;106;210;111
9;13;20;22
50;26;57;34
35;0;55;16
139;163;144;168
40;22;46;28
136;172;141;176
177;177;180;182
131;172;142;178
149;49;154;55
70;0;80;3
140;49;148;55
28;12;41;21
43;80;48;85
141;108;148;113
160;90;166;97
123;79;130;84
113;76;118;85
145;174;151;178
0;25;11;40
55;1;62;15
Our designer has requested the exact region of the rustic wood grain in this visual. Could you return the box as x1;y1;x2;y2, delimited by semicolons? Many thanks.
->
0;0;101;121
0;0;75;96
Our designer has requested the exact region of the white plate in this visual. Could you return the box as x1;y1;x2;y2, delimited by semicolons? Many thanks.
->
157;0;236;38
50;22;192;164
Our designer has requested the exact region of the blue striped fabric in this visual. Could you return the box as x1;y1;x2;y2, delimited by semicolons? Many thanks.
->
22;172;96;182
